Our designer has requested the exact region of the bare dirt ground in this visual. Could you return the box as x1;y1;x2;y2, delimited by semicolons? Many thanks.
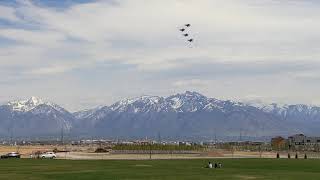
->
0;145;98;158
55;151;291;160
1;145;319;160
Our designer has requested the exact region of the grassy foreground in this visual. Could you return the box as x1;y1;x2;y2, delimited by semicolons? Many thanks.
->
0;158;320;180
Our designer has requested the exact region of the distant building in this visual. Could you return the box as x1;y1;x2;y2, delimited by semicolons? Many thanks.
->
305;137;320;146
271;136;286;150
287;134;320;149
288;134;306;146
271;134;320;151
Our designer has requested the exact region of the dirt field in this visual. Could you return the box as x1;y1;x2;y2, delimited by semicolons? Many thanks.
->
56;151;280;160
0;144;98;158
1;145;319;160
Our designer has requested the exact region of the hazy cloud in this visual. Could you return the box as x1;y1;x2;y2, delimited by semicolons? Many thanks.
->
0;0;320;111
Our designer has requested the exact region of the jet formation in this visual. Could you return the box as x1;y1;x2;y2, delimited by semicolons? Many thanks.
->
179;24;193;44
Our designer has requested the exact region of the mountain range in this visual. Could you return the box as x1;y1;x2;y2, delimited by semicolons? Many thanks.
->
1;91;320;140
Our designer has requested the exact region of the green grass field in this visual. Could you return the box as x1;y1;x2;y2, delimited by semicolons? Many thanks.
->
0;158;320;180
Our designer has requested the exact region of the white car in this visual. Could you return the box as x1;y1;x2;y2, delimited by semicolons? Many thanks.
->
40;152;56;159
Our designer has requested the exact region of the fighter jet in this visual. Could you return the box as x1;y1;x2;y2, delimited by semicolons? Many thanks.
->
183;33;189;37
185;24;191;27
179;28;185;32
188;39;193;42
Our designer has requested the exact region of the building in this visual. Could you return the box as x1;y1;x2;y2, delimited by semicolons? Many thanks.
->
271;136;286;150
305;137;320;146
288;134;306;146
288;134;320;148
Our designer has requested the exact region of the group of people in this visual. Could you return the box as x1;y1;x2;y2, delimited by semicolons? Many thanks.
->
206;162;222;169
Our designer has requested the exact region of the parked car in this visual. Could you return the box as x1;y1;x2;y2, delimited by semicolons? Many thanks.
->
40;152;56;159
1;152;21;159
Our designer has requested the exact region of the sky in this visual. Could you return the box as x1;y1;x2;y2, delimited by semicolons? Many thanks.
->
1;0;320;111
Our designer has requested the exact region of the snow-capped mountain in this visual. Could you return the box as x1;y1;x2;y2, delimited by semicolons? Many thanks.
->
166;91;210;112
7;96;66;114
0;97;73;137
251;102;320;123
2;92;320;139
74;106;106;119
99;91;246;114
8;96;47;112
77;91;294;138
110;95;166;113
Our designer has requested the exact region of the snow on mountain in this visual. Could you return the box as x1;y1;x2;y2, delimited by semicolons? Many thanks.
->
105;91;214;114
246;101;320;123
73;106;105;119
247;101;317;113
7;96;66;113
0;97;74;135
166;91;208;112
86;91;254;116
58;92;320;138
110;95;165;113
3;92;320;138
87;91;295;138
8;96;45;112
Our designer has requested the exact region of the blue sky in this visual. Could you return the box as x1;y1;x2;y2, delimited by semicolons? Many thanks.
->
1;0;320;111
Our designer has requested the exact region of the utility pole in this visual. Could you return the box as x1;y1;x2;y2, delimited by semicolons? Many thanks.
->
10;113;14;145
157;132;161;144
61;127;64;145
214;132;217;144
259;145;262;158
149;140;152;160
212;127;217;149
9;127;13;145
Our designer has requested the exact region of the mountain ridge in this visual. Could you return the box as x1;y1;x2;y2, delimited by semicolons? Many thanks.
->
1;91;320;139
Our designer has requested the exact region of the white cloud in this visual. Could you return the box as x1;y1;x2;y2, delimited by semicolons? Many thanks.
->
0;29;65;45
1;0;320;110
173;79;211;87
2;0;320;67
0;6;19;22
